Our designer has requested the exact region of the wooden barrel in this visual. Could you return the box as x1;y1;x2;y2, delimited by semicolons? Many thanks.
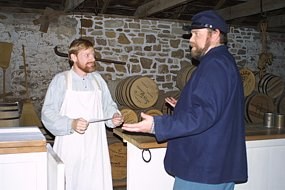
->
120;107;139;124
145;108;163;116
239;68;256;97
176;64;196;90
258;73;285;99
245;93;275;124
0;102;20;127
116;76;159;109
135;108;163;121
107;131;127;187
277;93;285;114
153;90;180;115
107;79;120;104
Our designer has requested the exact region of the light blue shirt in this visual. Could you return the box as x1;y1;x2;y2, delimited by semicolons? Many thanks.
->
41;69;119;136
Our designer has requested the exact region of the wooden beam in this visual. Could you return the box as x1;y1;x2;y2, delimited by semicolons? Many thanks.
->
134;0;195;18
64;0;85;11
217;0;285;21
100;0;111;14
214;0;226;10
267;14;285;28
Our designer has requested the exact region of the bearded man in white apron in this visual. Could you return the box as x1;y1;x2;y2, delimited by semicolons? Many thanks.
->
41;38;124;190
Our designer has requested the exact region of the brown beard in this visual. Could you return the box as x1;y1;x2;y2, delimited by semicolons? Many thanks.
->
76;61;96;73
191;33;212;60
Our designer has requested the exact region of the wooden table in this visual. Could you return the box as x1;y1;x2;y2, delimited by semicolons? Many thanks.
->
113;125;285;190
114;125;285;149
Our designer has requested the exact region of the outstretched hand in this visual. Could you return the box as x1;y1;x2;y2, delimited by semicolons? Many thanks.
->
122;112;153;133
165;96;177;108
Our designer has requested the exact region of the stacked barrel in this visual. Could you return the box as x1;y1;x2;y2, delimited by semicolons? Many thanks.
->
239;68;285;124
110;75;163;123
107;75;161;187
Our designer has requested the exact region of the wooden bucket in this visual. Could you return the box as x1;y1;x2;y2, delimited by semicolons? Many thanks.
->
116;76;159;109
258;73;285;99
176;64;196;90
0;102;20;127
239;68;256;97
244;93;275;124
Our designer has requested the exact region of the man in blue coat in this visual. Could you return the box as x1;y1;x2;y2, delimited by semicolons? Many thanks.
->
122;10;248;190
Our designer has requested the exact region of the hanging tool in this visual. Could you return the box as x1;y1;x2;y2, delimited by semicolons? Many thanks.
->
257;20;273;79
0;42;13;100
54;45;126;65
19;45;42;128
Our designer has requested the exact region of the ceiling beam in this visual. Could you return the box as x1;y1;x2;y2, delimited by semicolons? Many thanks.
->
134;0;195;18
217;0;285;21
100;0;111;14
214;0;226;10
65;0;85;11
267;14;285;28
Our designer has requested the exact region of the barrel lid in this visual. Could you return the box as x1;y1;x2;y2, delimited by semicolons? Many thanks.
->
129;77;159;109
145;109;163;116
120;108;138;124
245;93;275;123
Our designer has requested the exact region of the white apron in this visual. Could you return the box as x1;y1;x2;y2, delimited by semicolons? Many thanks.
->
53;71;113;190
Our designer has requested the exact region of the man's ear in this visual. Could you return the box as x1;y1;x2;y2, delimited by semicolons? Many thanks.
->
212;29;221;41
70;53;77;62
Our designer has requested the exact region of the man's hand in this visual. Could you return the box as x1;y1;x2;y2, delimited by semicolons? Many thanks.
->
165;96;177;108
122;112;154;133
112;112;124;127
72;118;89;134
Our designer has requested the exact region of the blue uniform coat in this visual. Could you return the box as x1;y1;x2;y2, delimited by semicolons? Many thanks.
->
154;45;248;184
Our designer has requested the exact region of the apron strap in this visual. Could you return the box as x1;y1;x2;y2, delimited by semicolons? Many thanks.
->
91;75;101;91
66;71;72;90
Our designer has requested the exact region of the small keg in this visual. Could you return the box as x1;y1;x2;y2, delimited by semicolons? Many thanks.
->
275;114;285;129
263;112;275;128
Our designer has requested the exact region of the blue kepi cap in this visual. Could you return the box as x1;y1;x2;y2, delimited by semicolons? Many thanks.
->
183;10;228;34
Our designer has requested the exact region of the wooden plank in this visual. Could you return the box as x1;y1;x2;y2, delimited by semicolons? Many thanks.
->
100;0;111;14
113;128;167;149
0;146;46;154
246;127;285;141
64;0;85;11
217;0;285;21
134;0;195;18
214;0;227;10
267;14;285;28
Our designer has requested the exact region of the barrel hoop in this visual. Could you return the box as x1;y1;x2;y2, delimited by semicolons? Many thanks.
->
0;116;20;120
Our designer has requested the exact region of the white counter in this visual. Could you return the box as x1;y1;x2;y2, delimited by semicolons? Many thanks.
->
114;127;285;190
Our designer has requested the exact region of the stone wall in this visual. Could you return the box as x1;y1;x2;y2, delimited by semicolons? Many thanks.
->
0;11;284;115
